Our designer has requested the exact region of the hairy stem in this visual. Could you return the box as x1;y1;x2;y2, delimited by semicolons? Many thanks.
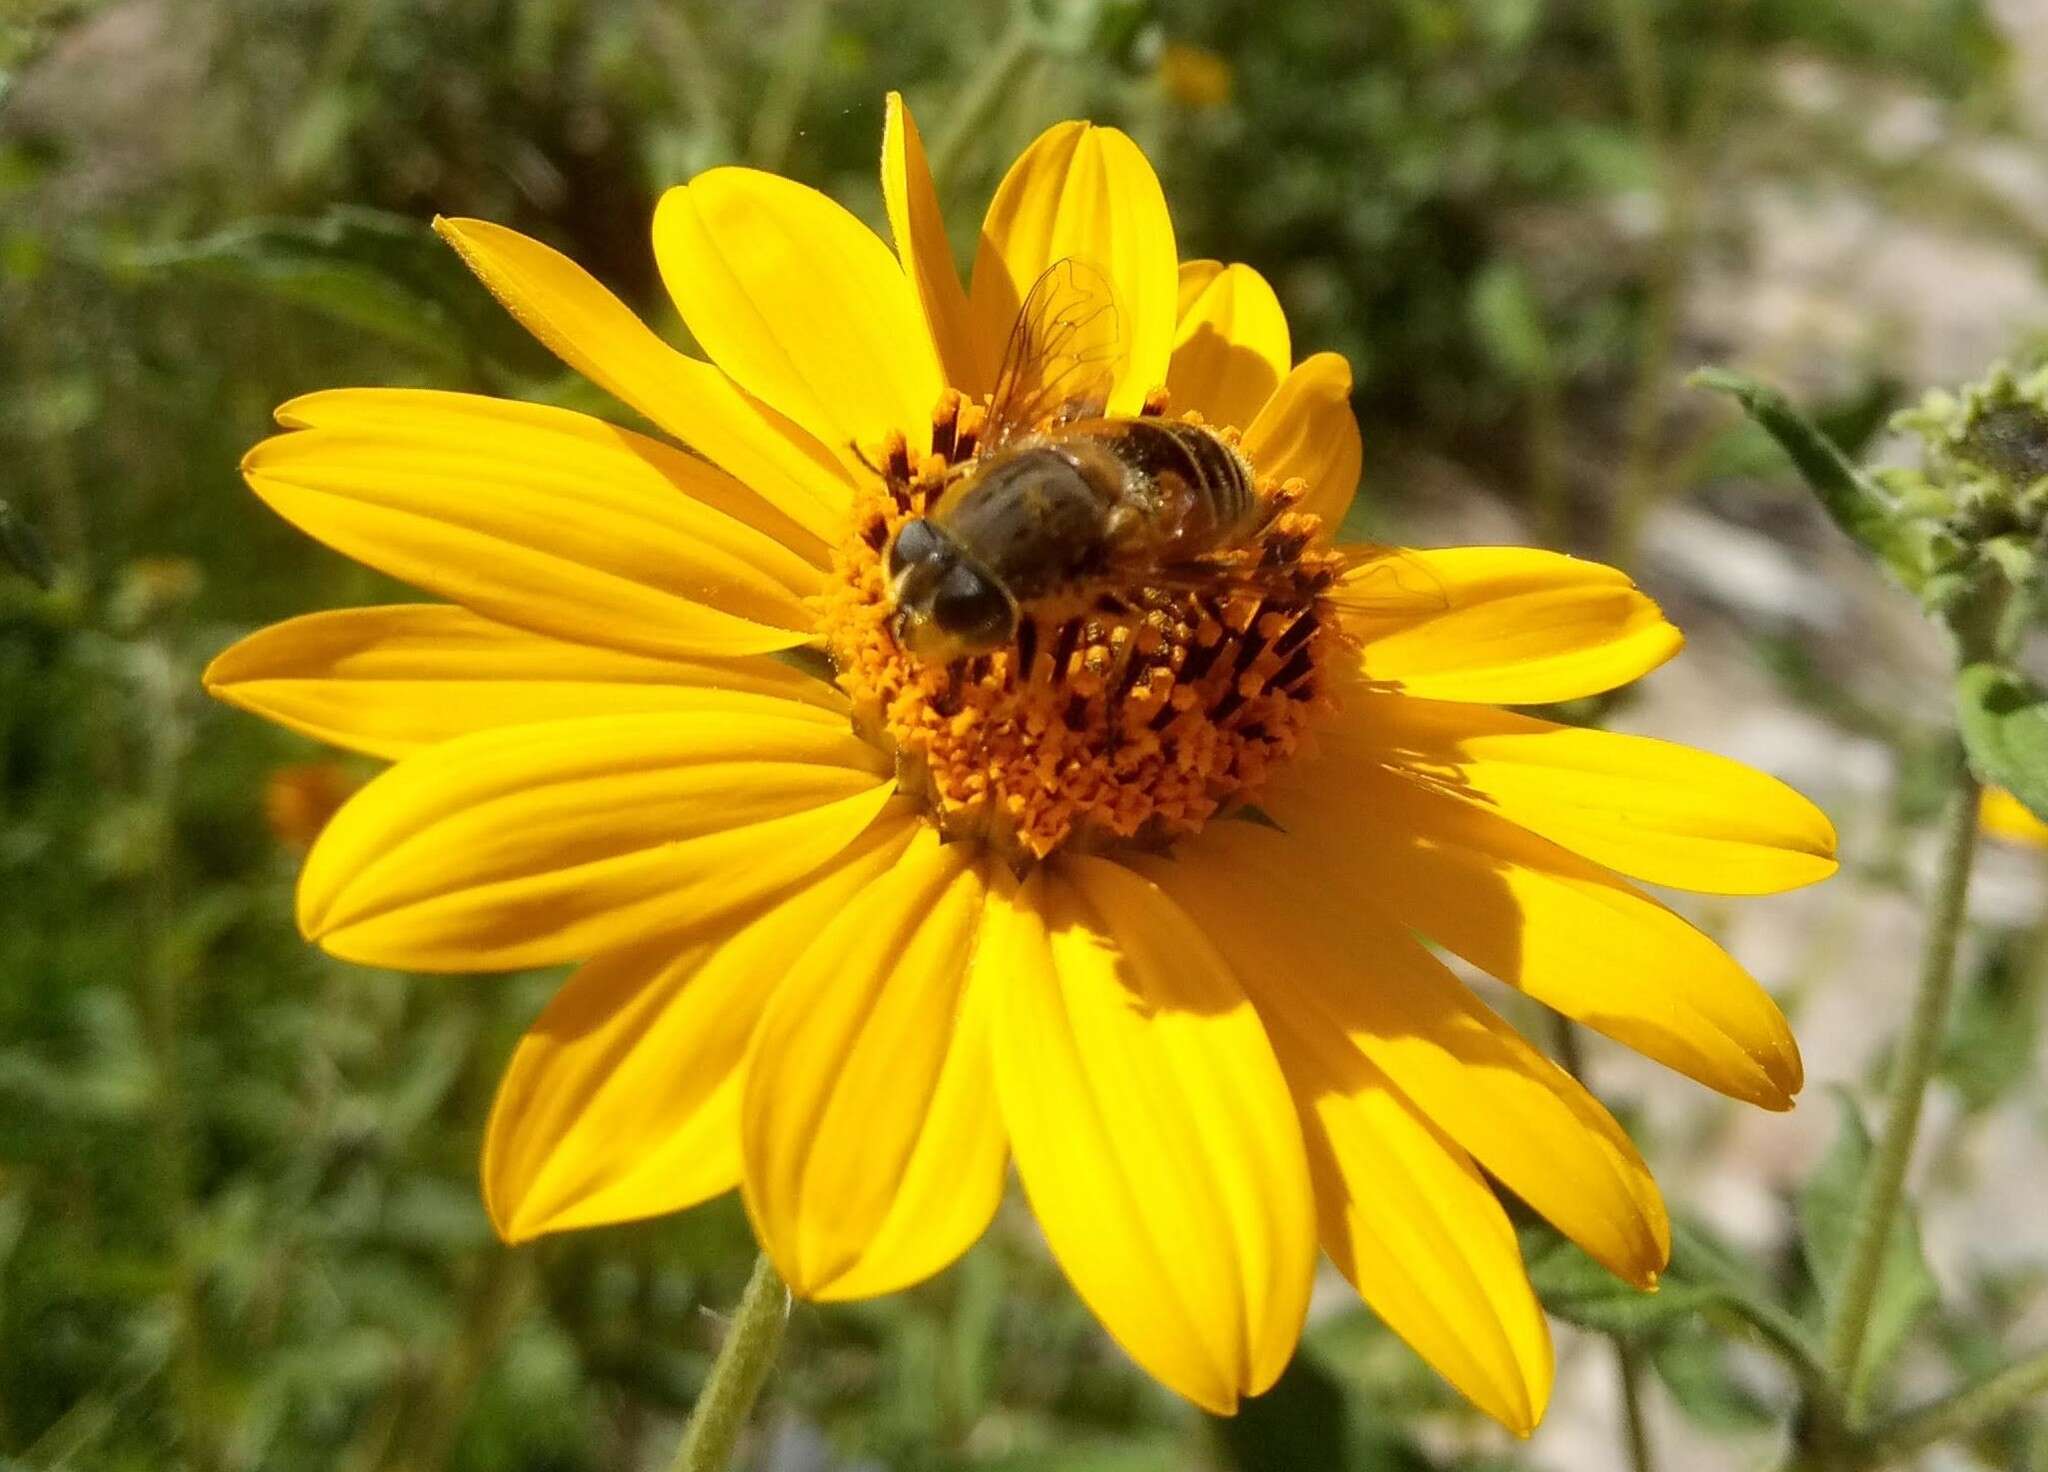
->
671;1254;791;1472
1699;1280;1833;1403
1548;1016;1661;1472
1823;756;1981;1409
1863;1345;2048;1459
1619;1340;1658;1472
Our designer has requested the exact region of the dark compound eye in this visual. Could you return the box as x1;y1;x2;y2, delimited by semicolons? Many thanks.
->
888;517;944;578
930;563;1015;648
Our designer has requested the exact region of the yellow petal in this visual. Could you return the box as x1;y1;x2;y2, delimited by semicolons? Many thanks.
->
298;706;894;971
1312;1069;1552;1435
653;169;944;464
1141;833;1554;1430
1168;261;1290;433
1267;1013;1551;1432
1129;845;1550;1433
1177;259;1224;319
205;604;844;760
987;859;1315;1414
967;121;1179;415
1982;787;2048;847
274;386;829;569
1241;352;1361;531
1263;763;1804;1110
882;92;979;394
1335;692;1838;894
742;828;1001;1300
483;812;920;1242
1342;546;1682;704
433;217;851;542
245;395;820;660
1151;822;1669;1288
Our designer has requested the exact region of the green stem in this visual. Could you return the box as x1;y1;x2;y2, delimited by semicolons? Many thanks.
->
1601;0;1746;571
647;0;737;167
1823;755;1982;1411
136;638;211;1470
1702;1280;1834;1403
744;0;832;173
1862;1344;2048;1459
927;14;1039;197
671;1254;791;1472
1548;1016;1660;1472
391;1249;537;1472
1599;0;1677;571
1527;358;1570;552
1619;1345;1657;1472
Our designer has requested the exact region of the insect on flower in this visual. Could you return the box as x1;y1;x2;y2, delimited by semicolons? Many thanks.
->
884;256;1445;668
205;92;1838;1431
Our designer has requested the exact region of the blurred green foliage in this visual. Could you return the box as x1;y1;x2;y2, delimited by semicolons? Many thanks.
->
2;0;2043;1467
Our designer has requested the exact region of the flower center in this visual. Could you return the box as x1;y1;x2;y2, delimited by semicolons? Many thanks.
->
817;390;1349;864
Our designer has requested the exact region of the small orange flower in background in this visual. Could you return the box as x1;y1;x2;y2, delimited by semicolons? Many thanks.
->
204;93;1836;1430
262;760;357;850
1981;787;2048;848
1158;42;1234;109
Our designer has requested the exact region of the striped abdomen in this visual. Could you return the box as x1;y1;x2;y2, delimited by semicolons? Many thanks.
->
1086;418;1258;554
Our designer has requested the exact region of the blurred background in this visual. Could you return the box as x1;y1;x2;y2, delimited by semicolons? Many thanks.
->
5;0;2048;1467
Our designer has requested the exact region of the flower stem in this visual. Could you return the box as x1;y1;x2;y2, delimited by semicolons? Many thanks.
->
1696;1276;1833;1402
928;15;1038;196
1619;1340;1658;1472
1862;1344;2048;1459
671;1253;791;1472
1599;0;1679;572
1547;1015;1660;1472
744;0;831;173
1823;755;1981;1410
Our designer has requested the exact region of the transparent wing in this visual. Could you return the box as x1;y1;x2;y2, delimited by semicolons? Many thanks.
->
982;258;1122;454
1325;543;1452;620
1118;544;1443;620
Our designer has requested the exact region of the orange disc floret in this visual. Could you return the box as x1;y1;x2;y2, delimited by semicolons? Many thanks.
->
817;396;1351;863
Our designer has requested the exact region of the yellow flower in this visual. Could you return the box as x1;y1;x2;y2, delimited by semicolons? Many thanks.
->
1981;787;2048;847
204;94;1837;1430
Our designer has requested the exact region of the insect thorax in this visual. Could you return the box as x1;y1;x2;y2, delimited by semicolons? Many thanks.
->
938;443;1121;603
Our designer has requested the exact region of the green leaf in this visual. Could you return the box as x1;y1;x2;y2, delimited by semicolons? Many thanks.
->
1304;1302;1473;1422
1691;367;1905;567
1648;1326;1776;1432
1667;1217;1777;1306
115;207;544;380
1469;262;1552;383
1525;1215;1827;1400
0;498;53;589
1957;663;2048;822
1940;933;2045;1115
1798;1090;1940;1397
1217;1352;1356;1472
1523;1227;1722;1340
1217;1347;1457;1472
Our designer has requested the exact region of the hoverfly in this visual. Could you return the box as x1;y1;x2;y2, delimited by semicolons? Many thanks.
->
885;258;1442;658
